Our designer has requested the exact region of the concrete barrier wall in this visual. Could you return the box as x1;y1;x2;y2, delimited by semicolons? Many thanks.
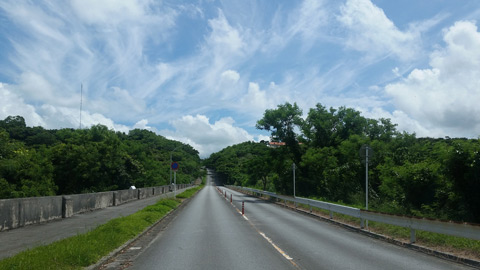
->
0;184;192;232
69;192;113;214
117;189;137;205
0;196;63;231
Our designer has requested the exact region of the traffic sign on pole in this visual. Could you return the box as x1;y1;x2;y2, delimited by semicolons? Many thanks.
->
171;162;179;171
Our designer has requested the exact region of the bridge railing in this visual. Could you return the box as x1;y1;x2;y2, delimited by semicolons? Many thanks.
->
227;186;480;243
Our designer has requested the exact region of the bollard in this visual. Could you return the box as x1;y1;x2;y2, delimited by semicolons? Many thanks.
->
242;201;245;215
230;194;232;203
225;191;227;198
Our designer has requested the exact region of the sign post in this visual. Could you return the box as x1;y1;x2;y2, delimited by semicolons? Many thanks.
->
171;162;179;198
292;163;296;198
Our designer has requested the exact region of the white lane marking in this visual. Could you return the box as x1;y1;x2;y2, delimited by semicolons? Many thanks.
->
219;187;301;269
259;232;293;261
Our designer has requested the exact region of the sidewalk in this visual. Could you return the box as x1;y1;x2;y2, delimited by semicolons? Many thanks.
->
0;188;190;260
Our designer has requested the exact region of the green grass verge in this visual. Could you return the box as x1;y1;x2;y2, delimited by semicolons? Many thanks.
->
176;184;203;199
0;187;203;270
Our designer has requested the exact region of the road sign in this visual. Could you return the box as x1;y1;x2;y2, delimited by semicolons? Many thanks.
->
171;162;179;171
359;144;373;161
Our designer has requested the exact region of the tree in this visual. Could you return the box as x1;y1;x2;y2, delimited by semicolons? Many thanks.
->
244;143;273;191
0;115;27;140
256;102;303;162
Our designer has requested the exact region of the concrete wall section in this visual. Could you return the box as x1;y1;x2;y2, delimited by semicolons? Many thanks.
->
0;196;63;231
69;192;113;214
0;199;19;231
116;189;138;205
0;184;192;231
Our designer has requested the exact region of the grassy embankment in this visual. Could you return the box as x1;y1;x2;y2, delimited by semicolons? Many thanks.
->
0;184;204;270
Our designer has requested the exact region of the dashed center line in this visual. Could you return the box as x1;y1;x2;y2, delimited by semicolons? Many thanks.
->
217;187;300;269
259;232;293;261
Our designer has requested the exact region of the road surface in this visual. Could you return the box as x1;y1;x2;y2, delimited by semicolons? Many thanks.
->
127;171;475;270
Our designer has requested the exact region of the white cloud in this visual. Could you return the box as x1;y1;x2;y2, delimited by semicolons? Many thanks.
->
0;82;131;131
206;10;246;57
264;0;329;53
133;119;151;130
385;20;480;137
239;82;272;116
71;0;147;25
39;104;130;132
89;87;146;122
221;70;240;83
288;0;328;41
0;83;46;126
338;0;420;61
161;114;255;158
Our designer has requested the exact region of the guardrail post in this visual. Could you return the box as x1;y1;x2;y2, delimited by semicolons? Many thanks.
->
230;194;232;203
309;205;312;213
410;229;416;243
329;211;333;219
242;201;245;215
361;218;364;229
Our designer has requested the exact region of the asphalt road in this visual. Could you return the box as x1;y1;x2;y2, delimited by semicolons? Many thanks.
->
127;171;475;270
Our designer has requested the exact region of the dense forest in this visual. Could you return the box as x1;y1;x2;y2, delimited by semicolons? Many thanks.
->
0;115;203;199
205;103;480;223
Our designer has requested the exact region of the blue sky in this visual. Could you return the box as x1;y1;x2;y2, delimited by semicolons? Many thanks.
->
1;0;480;157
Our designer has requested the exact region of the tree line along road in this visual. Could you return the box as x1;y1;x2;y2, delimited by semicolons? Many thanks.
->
125;170;475;270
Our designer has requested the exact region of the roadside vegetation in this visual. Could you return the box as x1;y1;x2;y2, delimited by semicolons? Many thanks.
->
0;115;203;199
0;187;203;270
205;102;480;260
205;102;480;224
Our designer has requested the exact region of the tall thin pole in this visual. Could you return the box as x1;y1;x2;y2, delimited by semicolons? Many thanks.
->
365;147;369;211
293;163;296;198
79;84;83;129
365;147;369;229
170;146;179;185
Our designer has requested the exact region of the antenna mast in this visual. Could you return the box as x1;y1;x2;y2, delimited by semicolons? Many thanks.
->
79;83;83;129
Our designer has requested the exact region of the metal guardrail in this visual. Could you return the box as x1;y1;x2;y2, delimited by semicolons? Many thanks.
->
227;186;480;243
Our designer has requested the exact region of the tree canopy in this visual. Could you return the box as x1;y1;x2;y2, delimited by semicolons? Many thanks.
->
206;102;480;223
0;116;203;198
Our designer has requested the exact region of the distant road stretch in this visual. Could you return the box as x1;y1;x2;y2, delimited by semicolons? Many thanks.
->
128;170;474;270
